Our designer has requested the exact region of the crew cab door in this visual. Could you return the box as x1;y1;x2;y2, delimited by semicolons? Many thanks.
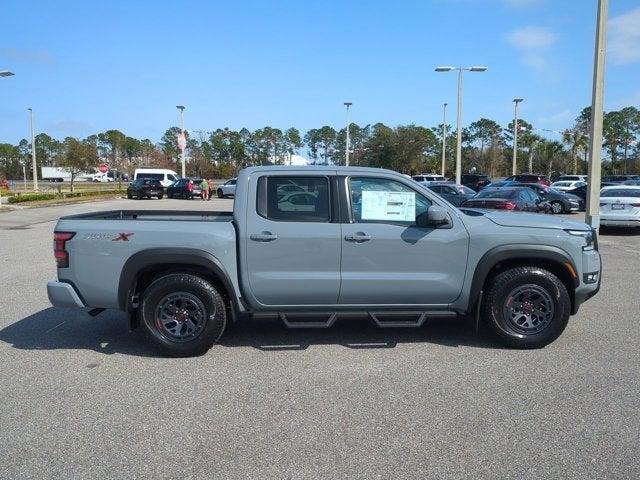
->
243;174;341;306
339;176;469;305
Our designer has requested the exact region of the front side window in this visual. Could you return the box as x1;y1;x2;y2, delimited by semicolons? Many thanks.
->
257;176;330;222
349;177;431;225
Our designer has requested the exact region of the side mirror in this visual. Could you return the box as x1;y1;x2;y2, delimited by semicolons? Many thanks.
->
417;206;449;228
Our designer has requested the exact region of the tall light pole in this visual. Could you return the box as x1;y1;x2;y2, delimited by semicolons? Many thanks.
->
586;0;608;230
344;102;352;166
441;103;448;176
0;70;14;210
435;66;487;184
176;105;186;178
512;98;523;176
27;108;38;191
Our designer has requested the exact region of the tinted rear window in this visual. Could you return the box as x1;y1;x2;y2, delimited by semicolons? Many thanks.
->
476;189;518;199
137;173;164;180
601;189;640;198
257;176;330;222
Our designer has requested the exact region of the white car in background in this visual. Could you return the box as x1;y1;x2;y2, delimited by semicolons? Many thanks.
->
412;174;447;186
599;186;640;228
216;178;237;198
551;180;586;191
92;173;114;183
557;175;587;182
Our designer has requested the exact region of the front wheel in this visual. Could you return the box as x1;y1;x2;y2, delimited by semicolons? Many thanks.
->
127;193;133;199
217;189;224;198
551;201;563;214
139;273;227;357
157;195;163;200
481;266;570;349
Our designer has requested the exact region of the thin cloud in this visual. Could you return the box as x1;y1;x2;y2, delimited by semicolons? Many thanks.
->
608;8;640;65
506;26;557;72
0;48;55;65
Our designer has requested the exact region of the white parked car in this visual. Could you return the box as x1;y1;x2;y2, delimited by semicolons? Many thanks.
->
599;186;640;228
412;174;447;185
557;175;587;182
551;180;586;191
216;178;237;198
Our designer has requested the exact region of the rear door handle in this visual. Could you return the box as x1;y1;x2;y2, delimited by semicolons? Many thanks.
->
345;232;371;243
250;231;278;242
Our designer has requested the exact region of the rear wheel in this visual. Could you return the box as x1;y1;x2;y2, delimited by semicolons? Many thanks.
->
551;201;563;214
217;189;224;198
139;273;227;357
481;266;570;349
157;194;163;200
127;192;133;199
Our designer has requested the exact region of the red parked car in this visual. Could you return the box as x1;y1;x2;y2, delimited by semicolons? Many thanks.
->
461;187;551;213
504;173;551;187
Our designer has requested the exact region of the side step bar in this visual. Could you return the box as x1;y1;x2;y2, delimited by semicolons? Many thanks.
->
277;311;457;329
279;312;338;329
369;311;428;328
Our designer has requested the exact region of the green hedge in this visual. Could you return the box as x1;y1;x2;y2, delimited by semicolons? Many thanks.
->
6;189;121;204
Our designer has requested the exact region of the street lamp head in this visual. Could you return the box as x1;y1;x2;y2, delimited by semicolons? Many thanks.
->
344;102;352;107
513;98;524;103
0;70;15;77
176;105;185;111
435;66;455;72
469;66;488;72
27;107;33;112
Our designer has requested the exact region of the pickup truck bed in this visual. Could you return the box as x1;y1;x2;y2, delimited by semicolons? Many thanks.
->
60;209;233;222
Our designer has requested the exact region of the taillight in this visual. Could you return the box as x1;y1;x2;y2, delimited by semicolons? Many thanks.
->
504;202;516;210
53;232;75;268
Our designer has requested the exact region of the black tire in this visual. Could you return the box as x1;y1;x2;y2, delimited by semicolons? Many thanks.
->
551;201;563;214
217;189;224;198
157;195;163;200
127;193;133;199
481;266;570;349
139;273;227;357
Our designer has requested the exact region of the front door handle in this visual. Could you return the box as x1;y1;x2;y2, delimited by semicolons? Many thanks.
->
250;231;278;242
345;232;371;243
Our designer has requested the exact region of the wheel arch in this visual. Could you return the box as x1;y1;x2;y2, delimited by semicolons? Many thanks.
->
469;244;579;316
118;248;239;320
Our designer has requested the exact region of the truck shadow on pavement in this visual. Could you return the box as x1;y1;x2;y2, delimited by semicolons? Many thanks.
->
0;307;500;357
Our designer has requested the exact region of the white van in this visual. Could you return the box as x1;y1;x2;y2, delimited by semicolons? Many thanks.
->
133;169;179;188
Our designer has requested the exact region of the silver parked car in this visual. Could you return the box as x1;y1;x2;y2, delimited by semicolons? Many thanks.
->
216;178;237;198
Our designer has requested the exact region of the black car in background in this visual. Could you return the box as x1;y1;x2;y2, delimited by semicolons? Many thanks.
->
166;178;204;199
126;179;163;200
511;182;582;213
427;183;477;206
461;174;491;192
461;187;550;212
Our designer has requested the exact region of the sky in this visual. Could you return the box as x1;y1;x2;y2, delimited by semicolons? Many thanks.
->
1;0;639;148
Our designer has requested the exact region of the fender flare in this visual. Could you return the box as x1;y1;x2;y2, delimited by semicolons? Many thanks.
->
118;247;239;315
468;244;578;314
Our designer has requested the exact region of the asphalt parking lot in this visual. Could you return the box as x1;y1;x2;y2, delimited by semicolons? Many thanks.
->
0;198;639;479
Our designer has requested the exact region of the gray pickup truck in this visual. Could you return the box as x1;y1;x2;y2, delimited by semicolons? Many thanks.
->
48;166;601;356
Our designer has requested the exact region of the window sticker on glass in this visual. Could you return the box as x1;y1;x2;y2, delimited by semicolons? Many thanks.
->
361;191;416;221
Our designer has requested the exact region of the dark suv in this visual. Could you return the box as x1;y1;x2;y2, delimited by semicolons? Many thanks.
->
461;174;491;191
166;178;204;199
504;173;551;186
127;179;163;200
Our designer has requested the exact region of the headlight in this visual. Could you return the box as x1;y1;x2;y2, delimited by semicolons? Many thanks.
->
566;229;595;251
